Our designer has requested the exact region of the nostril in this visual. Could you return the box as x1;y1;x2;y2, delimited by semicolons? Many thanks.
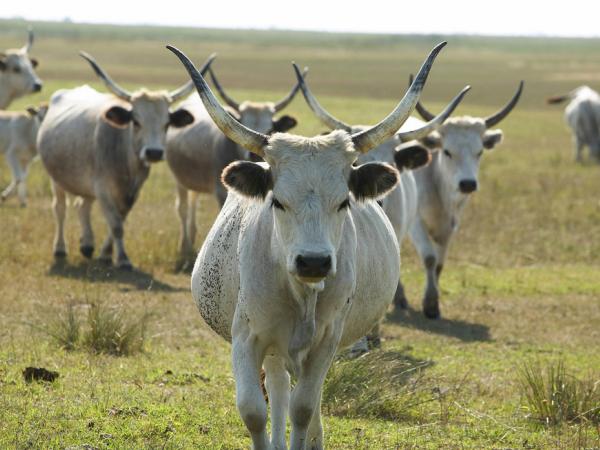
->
296;255;308;269
322;256;332;270
145;148;164;162
295;254;332;278
459;179;477;193
32;83;42;92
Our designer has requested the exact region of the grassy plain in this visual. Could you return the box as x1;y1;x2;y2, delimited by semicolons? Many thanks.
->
0;19;599;449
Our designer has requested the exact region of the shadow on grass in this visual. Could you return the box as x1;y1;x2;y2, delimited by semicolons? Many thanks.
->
48;259;184;292
386;306;491;342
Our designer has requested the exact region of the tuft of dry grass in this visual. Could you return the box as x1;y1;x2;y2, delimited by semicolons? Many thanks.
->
519;359;600;426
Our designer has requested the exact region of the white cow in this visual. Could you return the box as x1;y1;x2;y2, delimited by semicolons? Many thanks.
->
37;52;212;268
547;86;600;162
0;29;42;109
168;42;459;449
406;79;523;318
0;103;47;206
292;68;470;324
166;66;305;268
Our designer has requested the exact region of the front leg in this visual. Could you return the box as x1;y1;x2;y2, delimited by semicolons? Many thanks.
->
2;148;24;205
410;218;440;319
290;327;341;450
264;355;290;450
232;328;269;450
97;192;131;270
76;197;95;258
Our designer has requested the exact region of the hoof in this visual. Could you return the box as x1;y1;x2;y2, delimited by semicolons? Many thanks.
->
80;245;94;259
98;256;113;266
393;294;408;310
53;250;67;260
423;302;441;319
117;261;133;271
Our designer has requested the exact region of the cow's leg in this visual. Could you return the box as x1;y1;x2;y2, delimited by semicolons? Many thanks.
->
393;278;408;310
187;190;199;249
99;234;113;265
410;219;440;319
175;184;192;262
232;331;269;450
76;197;95;258
573;135;584;162
97;195;131;270
306;392;323;450
2;148;24;205
290;332;339;450
264;355;290;450
51;181;67;259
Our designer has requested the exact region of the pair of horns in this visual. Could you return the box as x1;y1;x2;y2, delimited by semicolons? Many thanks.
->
167;41;449;157
294;63;470;143
80;51;217;103
411;74;524;128
208;66;307;112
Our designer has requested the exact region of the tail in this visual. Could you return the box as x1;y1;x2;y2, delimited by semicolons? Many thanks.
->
547;94;570;105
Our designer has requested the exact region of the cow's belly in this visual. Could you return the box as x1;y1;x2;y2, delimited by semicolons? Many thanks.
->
166;142;216;194
190;194;243;341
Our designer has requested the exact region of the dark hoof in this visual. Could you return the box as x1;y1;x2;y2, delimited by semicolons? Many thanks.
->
423;303;441;319
80;245;94;259
98;256;113;266
117;261;133;271
367;335;381;349
53;250;67;259
393;294;409;310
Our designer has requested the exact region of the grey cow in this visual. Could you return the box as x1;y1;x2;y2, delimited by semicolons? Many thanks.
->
37;52;213;269
0;29;42;109
166;64;305;267
548;86;600;162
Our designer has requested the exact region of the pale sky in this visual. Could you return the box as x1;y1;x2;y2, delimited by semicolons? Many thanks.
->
4;1;600;37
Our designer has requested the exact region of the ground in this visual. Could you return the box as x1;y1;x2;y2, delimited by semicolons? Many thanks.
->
0;19;599;449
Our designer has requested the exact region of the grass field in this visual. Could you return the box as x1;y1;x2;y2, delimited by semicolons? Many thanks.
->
1;18;599;449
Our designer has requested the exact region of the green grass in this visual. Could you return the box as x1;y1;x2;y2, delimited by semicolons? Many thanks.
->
1;19;600;449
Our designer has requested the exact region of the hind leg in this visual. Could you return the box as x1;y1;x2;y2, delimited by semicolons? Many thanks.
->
51;181;67;259
76;197;95;258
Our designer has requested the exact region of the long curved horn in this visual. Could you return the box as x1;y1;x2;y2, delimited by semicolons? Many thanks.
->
169;53;217;103
166;45;268;157
351;42;447;154
408;73;436;121
208;66;241;111
273;67;308;112
484;81;524;128
396;85;471;142
292;63;352;132
22;28;34;53
80;51;132;101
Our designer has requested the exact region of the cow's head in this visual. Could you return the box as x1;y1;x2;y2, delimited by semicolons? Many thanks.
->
81;51;215;164
0;29;42;106
208;67;302;160
168;41;448;286
414;80;523;195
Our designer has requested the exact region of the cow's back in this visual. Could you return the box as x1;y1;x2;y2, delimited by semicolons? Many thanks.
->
38;86;109;196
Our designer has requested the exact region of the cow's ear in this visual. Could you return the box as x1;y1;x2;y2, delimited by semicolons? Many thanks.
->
104;105;132;128
170;108;194;128
30;58;39;68
394;143;431;171
419;133;442;149
349;162;399;201
482;129;503;149
26;106;38;116
221;161;273;199
272;115;297;133
0;58;6;71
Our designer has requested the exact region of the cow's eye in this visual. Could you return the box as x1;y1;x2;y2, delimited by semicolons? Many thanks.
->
132;119;141;128
12;66;21;74
338;198;350;211
271;198;285;211
443;149;452;159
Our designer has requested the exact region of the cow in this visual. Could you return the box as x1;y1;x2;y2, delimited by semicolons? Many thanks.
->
167;41;461;449
292;65;470;334
37;52;214;269
0;29;42;109
166;64;306;268
405;76;524;318
0;103;48;206
547;86;600;162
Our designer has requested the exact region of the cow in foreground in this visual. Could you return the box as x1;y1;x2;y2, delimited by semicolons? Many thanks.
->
168;42;459;449
0;103;47;206
547;86;600;162
292;64;470;329
37;52;213;268
0;29;42;109
166;64;304;267
406;77;523;318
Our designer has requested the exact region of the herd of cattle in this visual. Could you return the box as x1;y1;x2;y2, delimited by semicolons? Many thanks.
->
1;29;598;449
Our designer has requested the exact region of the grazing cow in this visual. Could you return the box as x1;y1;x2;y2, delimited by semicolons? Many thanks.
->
166;64;305;266
37;52;213;268
292;67;470;326
0;103;47;206
547;86;600;162
168;42;457;449
0;29;42;109
407;77;524;318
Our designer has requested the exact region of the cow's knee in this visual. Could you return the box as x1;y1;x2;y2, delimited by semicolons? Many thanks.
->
291;401;314;429
237;395;267;433
424;254;436;270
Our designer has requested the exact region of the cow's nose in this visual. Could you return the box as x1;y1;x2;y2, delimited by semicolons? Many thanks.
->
296;254;332;279
145;148;164;163
32;82;42;93
458;179;478;194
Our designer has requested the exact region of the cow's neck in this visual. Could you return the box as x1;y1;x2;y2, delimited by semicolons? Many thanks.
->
0;80;15;110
